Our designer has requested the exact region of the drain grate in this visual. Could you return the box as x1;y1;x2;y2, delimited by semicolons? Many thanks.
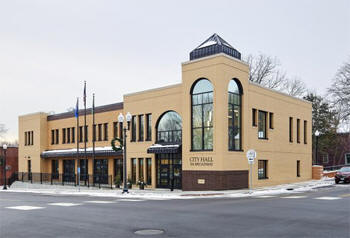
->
134;229;164;236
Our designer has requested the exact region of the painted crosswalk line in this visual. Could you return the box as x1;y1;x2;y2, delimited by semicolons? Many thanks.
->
255;195;275;198
48;202;82;206
84;201;117;204
282;196;307;199
6;206;45;210
117;199;144;202
314;197;341;200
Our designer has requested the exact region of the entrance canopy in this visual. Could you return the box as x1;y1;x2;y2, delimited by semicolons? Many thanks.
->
147;144;181;154
41;146;122;158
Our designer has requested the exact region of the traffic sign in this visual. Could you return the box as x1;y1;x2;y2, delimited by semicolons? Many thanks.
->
246;149;256;164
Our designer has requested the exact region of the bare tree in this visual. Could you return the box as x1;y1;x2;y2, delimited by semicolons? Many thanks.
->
245;54;287;90
245;54;308;98
282;77;307;97
328;58;350;123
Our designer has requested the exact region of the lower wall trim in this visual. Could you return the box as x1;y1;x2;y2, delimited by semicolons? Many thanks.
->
182;170;248;191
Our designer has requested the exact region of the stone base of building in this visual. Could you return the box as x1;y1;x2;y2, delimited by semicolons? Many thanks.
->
182;170;248;191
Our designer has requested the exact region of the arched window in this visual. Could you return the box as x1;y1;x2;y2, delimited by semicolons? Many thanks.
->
156;111;182;144
191;79;214;151
228;79;242;151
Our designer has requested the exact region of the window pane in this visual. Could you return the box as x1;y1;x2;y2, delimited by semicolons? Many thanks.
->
228;80;239;94
192;79;213;94
204;127;213;150
192;128;202;150
203;104;213;127
228;104;233;127
192;105;202;128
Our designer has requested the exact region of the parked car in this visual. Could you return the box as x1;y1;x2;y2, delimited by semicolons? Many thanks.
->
335;167;350;184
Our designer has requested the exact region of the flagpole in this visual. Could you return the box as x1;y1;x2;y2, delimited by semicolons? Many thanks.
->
83;81;87;190
76;97;80;191
92;93;96;187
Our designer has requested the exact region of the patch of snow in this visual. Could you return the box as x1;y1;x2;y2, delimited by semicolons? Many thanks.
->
198;40;217;48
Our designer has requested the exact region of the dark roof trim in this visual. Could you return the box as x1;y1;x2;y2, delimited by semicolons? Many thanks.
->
41;149;122;158
47;102;123;121
147;144;181;154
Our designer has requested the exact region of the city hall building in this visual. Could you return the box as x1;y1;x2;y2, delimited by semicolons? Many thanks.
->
18;34;312;191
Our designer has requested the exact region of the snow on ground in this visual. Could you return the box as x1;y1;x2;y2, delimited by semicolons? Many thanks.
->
3;178;335;200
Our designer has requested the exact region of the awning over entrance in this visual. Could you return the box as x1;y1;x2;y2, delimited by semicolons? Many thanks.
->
41;146;122;158
147;144;181;154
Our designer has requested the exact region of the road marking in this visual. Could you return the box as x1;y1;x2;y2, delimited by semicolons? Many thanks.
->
6;206;45;210
282;196;307;199
84;201;117;204
48;203;82;206
117;199;144;202
255;195;275;198
339;194;350;198
314;197;341;200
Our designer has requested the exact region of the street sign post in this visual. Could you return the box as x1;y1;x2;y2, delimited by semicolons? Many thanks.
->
246;149;257;194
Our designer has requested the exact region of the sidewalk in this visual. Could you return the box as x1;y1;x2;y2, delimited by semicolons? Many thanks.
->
2;178;335;200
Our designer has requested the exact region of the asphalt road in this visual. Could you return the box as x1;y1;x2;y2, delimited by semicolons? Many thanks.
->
0;185;349;238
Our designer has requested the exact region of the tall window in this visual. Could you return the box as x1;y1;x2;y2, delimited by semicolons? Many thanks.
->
138;115;144;141
52;160;59;179
62;129;66;144
258;111;267;139
252;109;257;126
55;129;59;144
93;124;96;142
131;116;136;141
67;128;71;143
119;122;123;139
228;79;242;151
84;126;88;142
79;126;83;142
345;154;350;165
269;112;274;129
258;160;268;179
103;123;108;141
289;117;293;142
72;127;75;143
113;122;118;138
51;130;55;145
156;111;182;144
297;119;300;143
146;158;152;185
146;114;152;141
98;124;102;141
191;79;214;151
303;120;307;144
297;160;300;177
138;158;144;181
131;158;136;183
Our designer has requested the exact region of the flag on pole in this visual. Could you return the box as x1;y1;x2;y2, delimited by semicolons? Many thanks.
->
74;98;79;118
83;81;86;107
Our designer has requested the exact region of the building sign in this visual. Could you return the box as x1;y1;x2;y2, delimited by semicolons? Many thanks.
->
189;157;213;166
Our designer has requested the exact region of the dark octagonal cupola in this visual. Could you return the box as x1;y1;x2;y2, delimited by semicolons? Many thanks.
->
190;33;241;61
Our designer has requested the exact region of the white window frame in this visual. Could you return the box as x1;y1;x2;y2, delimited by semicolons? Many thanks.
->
322;153;329;163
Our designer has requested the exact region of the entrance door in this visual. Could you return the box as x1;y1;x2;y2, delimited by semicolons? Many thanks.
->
63;160;75;182
28;160;32;180
94;159;108;184
114;159;123;183
156;153;182;189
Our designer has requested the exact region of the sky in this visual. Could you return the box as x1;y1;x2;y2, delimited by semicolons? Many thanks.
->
0;0;349;142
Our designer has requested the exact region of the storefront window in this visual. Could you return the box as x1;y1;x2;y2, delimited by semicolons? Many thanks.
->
228;79;242;151
191;79;213;151
157;111;182;144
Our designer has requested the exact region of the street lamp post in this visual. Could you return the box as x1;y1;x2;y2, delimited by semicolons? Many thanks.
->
2;144;7;190
315;130;320;165
118;112;132;194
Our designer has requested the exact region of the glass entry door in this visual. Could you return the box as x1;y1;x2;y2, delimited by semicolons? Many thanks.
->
156;153;182;189
63;160;75;182
94;159;108;184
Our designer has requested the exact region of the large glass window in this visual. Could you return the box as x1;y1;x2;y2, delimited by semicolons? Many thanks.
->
131;158;136;183
191;79;213;151
52;160;59;179
146;158;152;185
131;116;136;142
146;114;152;141
138;158;144;181
157;111;182;144
228;79;242;151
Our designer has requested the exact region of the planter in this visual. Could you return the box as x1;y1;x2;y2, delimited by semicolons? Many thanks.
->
139;183;145;190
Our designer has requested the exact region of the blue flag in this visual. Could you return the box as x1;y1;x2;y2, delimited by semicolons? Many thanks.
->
74;98;79;118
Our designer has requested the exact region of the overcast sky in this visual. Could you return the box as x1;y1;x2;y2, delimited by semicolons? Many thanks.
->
0;0;349;142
